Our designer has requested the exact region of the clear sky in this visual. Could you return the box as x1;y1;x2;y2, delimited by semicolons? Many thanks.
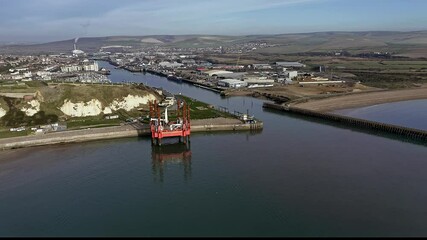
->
0;0;426;43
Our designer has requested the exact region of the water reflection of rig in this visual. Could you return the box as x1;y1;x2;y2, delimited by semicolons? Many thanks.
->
151;142;192;182
149;99;191;146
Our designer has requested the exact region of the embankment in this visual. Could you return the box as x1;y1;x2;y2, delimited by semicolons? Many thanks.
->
0;120;263;151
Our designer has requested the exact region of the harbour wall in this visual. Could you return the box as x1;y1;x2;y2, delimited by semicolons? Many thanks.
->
0;122;263;151
263;102;427;142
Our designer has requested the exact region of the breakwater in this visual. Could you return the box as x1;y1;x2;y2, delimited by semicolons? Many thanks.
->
263;102;427;142
0;121;263;151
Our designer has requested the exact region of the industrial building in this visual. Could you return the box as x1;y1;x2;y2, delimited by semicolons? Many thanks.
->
251;63;272;70
158;61;183;69
61;65;82;73
215;72;247;79
218;79;248;88
204;70;234;77
284;70;298;80
82;60;99;71
61;60;99;73
276;62;306;68
243;76;275;85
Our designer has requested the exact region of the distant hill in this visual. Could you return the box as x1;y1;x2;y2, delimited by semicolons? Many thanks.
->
1;31;427;58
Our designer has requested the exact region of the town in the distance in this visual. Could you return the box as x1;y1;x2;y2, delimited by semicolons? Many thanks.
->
1;32;427;146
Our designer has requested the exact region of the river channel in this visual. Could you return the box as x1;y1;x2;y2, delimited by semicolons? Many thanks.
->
0;61;426;237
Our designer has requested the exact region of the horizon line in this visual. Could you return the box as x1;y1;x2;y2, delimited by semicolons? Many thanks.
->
3;29;427;46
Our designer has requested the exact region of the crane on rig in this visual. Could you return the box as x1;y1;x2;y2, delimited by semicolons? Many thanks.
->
149;99;191;146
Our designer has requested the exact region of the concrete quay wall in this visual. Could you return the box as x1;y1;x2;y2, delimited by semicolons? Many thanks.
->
192;122;263;132
0;127;145;151
0;122;263;151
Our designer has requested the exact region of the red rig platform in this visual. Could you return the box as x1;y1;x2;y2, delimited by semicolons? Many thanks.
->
149;99;191;146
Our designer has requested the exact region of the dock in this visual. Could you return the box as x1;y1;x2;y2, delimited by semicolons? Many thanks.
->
0;120;263;151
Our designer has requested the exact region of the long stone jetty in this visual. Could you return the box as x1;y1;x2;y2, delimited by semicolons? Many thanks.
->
263;102;427;142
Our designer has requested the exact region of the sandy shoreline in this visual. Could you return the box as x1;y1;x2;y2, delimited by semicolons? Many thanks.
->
292;87;427;112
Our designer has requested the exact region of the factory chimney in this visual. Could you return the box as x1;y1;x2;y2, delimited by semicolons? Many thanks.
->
74;38;79;50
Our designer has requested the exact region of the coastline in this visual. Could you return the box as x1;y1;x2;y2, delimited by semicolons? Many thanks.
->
0;119;263;151
291;87;427;112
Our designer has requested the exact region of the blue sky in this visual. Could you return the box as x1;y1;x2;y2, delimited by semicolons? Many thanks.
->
0;0;426;43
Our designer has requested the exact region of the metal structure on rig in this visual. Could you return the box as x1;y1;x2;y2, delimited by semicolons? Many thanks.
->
149;99;191;146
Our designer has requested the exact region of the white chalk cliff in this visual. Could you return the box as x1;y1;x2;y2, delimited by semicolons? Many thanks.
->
0;107;6;119
60;94;158;117
60;99;103;117
20;100;40;116
109;94;158;111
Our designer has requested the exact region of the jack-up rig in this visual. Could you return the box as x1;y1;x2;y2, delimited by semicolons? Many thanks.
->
149;99;191;146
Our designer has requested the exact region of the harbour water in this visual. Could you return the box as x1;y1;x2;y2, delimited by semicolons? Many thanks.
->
334;99;427;131
0;62;426;237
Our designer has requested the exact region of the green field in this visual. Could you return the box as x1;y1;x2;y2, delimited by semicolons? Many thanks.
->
177;95;236;120
66;117;122;129
321;60;427;71
0;129;29;139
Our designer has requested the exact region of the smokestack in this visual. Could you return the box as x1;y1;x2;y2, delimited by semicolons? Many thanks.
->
74;38;79;50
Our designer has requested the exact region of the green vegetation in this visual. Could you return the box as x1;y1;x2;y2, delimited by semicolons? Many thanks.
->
138;95;238;122
66;117;122;129
0;97;8;112
177;95;236;120
320;60;427;71
0;129;29;139
0;63;11;74
25;81;48;88
353;72;426;89
1;109;59;128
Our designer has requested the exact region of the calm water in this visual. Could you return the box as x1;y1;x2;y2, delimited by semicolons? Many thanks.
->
0;62;426;237
334;100;427;131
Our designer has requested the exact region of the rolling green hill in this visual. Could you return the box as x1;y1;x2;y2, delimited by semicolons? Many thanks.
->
1;31;427;57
